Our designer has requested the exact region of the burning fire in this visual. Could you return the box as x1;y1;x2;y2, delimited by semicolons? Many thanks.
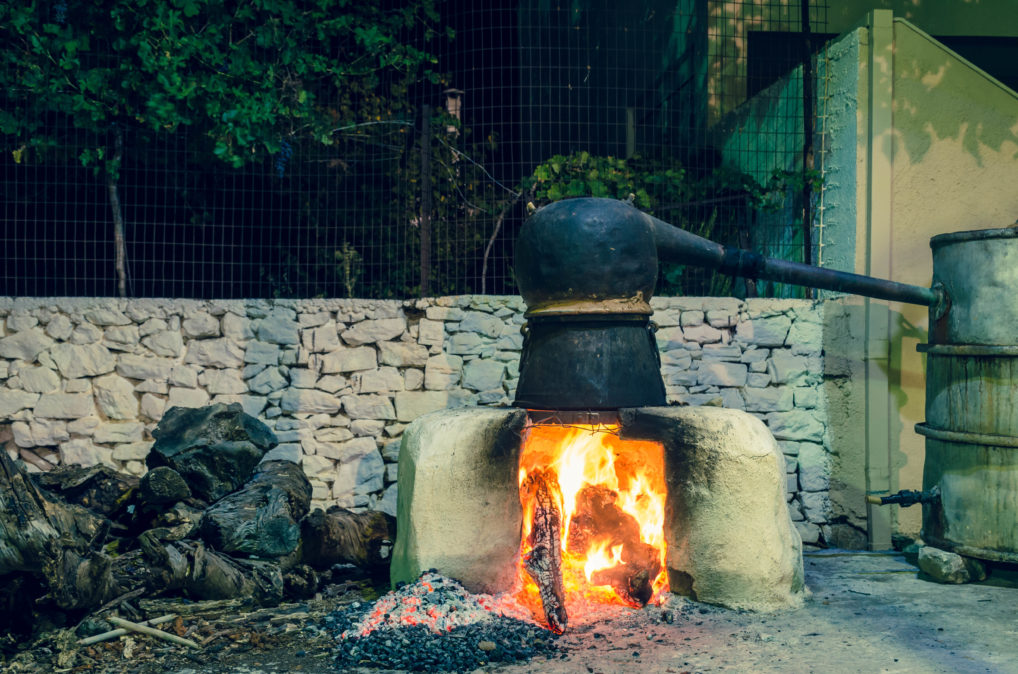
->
517;422;669;632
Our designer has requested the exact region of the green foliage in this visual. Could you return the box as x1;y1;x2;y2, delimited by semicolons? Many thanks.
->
524;152;684;213
335;241;363;298
0;0;446;170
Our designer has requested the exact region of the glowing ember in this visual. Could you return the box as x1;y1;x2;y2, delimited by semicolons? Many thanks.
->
517;422;669;631
341;571;532;639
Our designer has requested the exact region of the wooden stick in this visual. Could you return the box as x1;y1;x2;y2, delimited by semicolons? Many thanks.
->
107;616;202;649
79;614;177;646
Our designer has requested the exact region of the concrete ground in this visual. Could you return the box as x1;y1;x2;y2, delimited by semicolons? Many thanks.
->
492;549;1018;674
42;549;1016;673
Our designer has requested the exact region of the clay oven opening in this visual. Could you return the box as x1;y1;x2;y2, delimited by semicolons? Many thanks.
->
516;414;668;632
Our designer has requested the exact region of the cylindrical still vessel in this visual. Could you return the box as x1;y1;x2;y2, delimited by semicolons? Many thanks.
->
918;226;1018;562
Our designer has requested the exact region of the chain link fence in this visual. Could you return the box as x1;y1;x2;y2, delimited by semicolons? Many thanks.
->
1;0;829;299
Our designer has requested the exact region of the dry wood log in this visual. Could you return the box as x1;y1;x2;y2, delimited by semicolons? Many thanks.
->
34;464;138;518
300;507;395;574
107;538;285;605
521;469;568;634
200;460;312;560
136;597;251;618
0;448;117;610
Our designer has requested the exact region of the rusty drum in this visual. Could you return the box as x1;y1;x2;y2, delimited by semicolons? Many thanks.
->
918;226;1018;562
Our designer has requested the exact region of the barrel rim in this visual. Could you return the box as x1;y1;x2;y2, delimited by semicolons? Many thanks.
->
918;343;1018;356
930;224;1018;249
915;422;1018;448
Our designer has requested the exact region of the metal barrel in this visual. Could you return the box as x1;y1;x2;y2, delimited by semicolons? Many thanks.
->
917;226;1018;563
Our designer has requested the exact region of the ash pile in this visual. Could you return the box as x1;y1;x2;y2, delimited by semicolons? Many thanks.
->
329;571;564;671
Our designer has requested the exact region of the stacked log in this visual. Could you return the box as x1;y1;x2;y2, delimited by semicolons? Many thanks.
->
0;403;398;631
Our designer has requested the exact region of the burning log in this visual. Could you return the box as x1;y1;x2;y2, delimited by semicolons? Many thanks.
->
567;484;660;607
521;469;568;634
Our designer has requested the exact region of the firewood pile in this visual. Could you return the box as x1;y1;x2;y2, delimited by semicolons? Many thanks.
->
0;403;395;667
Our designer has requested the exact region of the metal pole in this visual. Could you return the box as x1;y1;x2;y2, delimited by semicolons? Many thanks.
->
800;0;816;295
648;213;941;308
419;104;432;298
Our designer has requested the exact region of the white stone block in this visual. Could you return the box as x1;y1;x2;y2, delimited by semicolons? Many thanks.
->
796;442;831;492
49;342;115;378
393;391;448;422
169;365;199;388
736;315;791;346
103;325;140;350
67;416;100;436
93;422;144;444
182;312;221;338
357;367;403;394
316;346;376;373
424;354;462;390
458;311;504;338
83;307;131;326
222;313;255;340
184;338;245;368
34;392;90;419
111;441;153;461
766;410;825;443
200;369;248;395
142;330;184;357
93;373;138;419
698;361;748;387
341;317;405;346
45;314;73;340
18;366;60;393
30;419;69;446
256;309;300;345
70;323;102;345
167;386;210;409
280;388;341;414
743;387;794;413
117;354;174;382
60;438;109;467
446;332;484;355
462;359;505;392
417;319;444;346
378;341;429;367
140;393;166;421
302;321;341;353
342;394;396;420
682;323;723;344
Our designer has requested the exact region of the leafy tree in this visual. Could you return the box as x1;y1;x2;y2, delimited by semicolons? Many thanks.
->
0;0;447;296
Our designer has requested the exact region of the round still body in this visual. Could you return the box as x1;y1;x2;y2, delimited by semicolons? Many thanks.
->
920;225;1018;562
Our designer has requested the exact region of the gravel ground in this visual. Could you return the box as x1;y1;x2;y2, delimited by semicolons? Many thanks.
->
5;550;1018;673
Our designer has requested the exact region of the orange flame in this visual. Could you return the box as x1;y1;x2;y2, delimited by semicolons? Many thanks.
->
517;422;669;622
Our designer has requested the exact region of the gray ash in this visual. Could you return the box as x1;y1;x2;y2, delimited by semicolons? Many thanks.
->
328;571;563;671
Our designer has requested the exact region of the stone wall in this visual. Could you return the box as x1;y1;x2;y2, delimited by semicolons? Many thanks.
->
0;295;834;545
